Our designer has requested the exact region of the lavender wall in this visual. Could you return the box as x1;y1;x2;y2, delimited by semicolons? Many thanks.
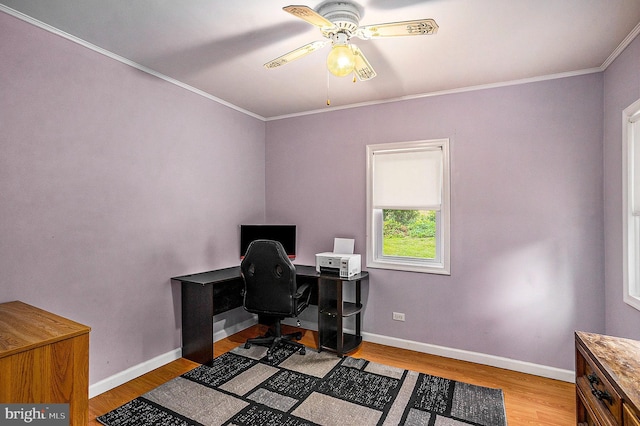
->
265;74;604;370
0;12;266;384
603;35;640;338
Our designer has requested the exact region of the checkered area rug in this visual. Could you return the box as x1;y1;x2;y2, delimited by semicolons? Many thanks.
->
97;345;507;426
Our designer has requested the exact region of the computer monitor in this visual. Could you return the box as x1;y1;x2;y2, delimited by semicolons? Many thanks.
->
240;224;297;259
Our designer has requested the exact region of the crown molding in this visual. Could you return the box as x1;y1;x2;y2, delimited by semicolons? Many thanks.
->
601;21;640;69
266;68;603;121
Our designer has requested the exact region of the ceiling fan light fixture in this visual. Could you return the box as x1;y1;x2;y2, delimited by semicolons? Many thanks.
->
327;44;355;77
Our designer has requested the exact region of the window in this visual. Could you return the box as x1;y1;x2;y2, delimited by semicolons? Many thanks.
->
623;99;640;310
366;139;450;274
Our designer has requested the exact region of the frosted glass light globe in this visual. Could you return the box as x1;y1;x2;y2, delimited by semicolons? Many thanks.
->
327;45;355;77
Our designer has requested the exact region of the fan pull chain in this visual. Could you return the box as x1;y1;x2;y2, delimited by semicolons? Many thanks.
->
325;72;356;106
326;70;331;106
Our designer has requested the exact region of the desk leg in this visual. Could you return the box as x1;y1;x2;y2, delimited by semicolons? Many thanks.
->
355;279;361;344
181;283;214;366
336;279;344;357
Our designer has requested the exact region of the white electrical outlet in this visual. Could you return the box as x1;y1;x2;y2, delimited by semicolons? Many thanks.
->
392;312;405;321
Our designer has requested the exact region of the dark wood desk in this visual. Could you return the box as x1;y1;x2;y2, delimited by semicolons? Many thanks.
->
172;265;368;365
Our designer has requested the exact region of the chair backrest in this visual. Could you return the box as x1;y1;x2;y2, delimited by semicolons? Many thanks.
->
241;239;297;316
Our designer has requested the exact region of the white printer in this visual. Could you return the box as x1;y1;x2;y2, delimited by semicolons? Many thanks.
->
315;252;361;278
315;237;361;278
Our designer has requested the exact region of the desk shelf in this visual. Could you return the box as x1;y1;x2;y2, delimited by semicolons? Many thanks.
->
320;331;363;354
317;274;367;357
319;302;362;317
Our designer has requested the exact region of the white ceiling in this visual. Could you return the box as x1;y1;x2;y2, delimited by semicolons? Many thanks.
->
3;0;640;119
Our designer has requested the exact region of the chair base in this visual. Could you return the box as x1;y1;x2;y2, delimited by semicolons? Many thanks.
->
244;321;306;361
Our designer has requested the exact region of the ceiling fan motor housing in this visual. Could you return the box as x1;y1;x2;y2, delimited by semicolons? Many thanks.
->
318;1;361;36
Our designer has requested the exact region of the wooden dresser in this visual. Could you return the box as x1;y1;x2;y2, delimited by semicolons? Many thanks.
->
576;331;640;426
0;301;91;425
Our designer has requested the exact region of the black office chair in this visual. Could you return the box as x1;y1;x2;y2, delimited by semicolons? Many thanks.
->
241;239;311;361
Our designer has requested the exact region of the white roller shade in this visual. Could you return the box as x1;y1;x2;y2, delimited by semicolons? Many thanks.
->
372;148;442;210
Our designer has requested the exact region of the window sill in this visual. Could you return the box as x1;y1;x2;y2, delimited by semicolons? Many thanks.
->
367;259;450;275
624;293;640;312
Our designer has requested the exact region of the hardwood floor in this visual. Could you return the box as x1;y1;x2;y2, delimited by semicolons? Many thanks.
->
89;325;576;425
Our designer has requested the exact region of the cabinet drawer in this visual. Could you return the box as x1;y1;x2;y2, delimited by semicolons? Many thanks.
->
576;347;622;425
625;404;640;426
577;384;614;426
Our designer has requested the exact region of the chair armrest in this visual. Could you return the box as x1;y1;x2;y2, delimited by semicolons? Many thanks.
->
294;283;311;300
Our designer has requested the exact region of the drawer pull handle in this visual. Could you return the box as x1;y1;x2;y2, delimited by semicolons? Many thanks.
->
591;387;613;404
587;374;614;405
587;373;613;404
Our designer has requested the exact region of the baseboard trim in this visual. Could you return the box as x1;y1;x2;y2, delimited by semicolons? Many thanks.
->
213;316;259;342
280;320;573;382
90;324;574;397
90;317;260;398
361;331;575;383
89;348;182;398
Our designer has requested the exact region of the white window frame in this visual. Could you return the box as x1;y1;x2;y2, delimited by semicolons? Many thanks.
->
366;139;450;275
623;99;640;311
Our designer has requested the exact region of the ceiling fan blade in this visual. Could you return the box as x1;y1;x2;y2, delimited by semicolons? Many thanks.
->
264;40;328;69
351;45;376;81
356;19;438;39
283;5;337;30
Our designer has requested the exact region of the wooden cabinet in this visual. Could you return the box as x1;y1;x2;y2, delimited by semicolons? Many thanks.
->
576;332;640;426
318;272;368;357
0;301;90;426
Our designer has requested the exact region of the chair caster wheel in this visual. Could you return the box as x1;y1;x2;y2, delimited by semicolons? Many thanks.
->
244;342;251;349
300;348;306;355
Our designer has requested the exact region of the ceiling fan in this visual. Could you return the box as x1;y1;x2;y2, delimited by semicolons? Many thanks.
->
264;1;438;81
